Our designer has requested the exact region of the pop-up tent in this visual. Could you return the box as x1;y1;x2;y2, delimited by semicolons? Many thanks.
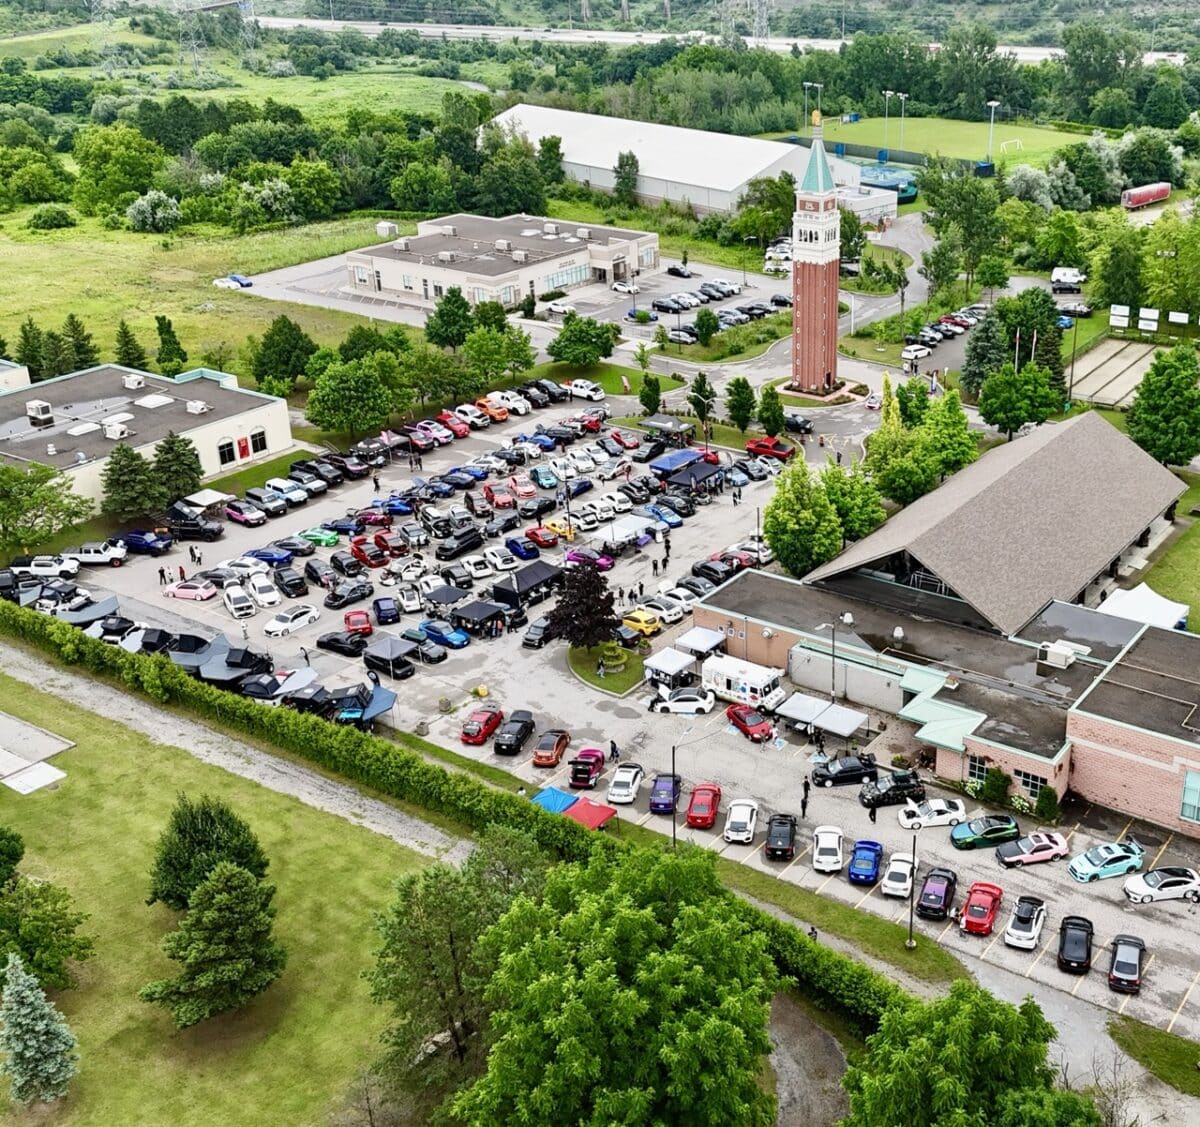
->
644;646;695;688
1096;582;1188;630
563;797;617;830
675;626;726;657
530;787;578;814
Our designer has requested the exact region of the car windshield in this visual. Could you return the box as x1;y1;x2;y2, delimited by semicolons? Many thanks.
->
692;801;711;815
462;723;481;736
1143;871;1169;888
742;711;764;726
1114;951;1140;976
1084;847;1111;865
967;904;988;917
817;845;836;857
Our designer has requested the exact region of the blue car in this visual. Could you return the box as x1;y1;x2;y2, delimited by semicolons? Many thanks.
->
245;545;293;567
120;529;174;555
438;470;476;490
646;504;683;529
372;596;400;625
321;516;364;536
451;464;488;481
505;536;540;561
1067;839;1145;883
847;840;884;885
648;773;682;813
419;618;470;649
726;465;750;488
517;431;557;451
227;273;253;287
567;477;594;498
629;307;658;321
412;476;455;499
1057;315;1074;329
373;496;413;515
531;466;559;489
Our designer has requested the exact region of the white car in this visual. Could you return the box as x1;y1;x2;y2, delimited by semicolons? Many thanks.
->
1003;896;1047;950
731;539;773;565
611;280;639;294
454;403;489;429
460;555;493;582
470;452;509;474
1123;867;1200;905
549;457;577;480
512;441;544;462
416;574;445;597
897;798;966;830
395;584;422;613
723;800;760;844
9;554;81;579
567;450;596;473
484;546;518;572
591;496;615;521
265;477;309;506
61;540;128;567
222;583;256;619
812;825;845;872
671;292;699;307
713;277;742;294
639;596;684;625
212;276;241;289
569;509;598;532
880;853;919;898
754;456;783;478
217;556;271;579
597;457;632;481
547;300;576;315
489;391;530;416
607;761;645;805
263;603;320;637
901;344;933;361
660;587;697;613
564;379;606;401
246;572;281;608
381;559;425;585
651;686;716;714
606;491;633;513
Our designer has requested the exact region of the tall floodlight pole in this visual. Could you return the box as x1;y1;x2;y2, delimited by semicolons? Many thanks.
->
987;99;1001;163
897;92;909;151
882;90;895;152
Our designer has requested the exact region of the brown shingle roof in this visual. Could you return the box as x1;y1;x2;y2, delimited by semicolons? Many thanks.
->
807;413;1185;634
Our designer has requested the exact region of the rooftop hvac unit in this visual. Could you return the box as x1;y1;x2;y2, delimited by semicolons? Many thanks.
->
576;227;591;239
512;250;528;263
122;372;145;390
393;237;410;252
442;224;457;236
437;250;455;263
495;238;512;251
25;399;52;427
185;400;211;415
542;222;558;234
1039;642;1077;670
102;422;129;441
375;220;399;238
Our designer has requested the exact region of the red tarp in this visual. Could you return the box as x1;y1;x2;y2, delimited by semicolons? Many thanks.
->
562;797;617;830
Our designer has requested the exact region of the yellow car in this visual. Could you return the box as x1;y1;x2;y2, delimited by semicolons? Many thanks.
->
545;517;576;541
623;609;663;637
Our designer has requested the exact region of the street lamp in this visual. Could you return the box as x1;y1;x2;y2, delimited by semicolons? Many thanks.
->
882;90;895;152
803;81;814;129
670;724;697;849
906;828;920;949
816;612;854;701
814;83;823;117
743;235;756;289
896;92;909;150
986;99;1001;163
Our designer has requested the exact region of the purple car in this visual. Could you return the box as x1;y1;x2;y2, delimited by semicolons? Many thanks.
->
648;773;683;814
564;546;614;571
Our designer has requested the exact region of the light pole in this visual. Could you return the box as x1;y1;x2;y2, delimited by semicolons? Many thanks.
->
814;83;823;117
803;81;813;130
897;92;908;150
986;99;1001;164
1068;314;1080;404
882;90;895;152
906;828;919;949
670;724;696;849
743;235;756;289
816;612;854;701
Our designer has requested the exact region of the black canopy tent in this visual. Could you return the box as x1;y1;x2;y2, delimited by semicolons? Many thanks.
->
451;599;510;636
642;414;695;447
423;584;471;610
667;461;722;492
490;560;564;609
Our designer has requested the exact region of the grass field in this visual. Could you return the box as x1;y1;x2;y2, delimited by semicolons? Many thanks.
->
1143;471;1200;620
525;360;682;395
1108;1015;1200;1097
0;19;159;58
0;671;426;1126
568;645;646;694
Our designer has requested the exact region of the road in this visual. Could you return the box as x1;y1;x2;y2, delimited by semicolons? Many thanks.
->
255;17;1186;66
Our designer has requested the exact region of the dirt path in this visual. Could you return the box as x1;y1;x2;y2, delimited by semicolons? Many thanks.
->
770;993;850;1126
0;643;471;865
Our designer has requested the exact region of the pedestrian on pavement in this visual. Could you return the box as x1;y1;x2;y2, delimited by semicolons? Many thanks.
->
179;565;186;582
195;551;203;567
597;661;606;679
663;540;670;562
652;559;659;578
609;739;620;762
416;453;424;471
241;623;248;641
624;464;632;481
188;544;197;563
801;794;808;820
617;587;624;604
808;926;818;943
300;646;310;666
732;490;740;507
157;566;167;585
868;804;877;824
803;777;811;801
638;580;644;598
372;473;381;492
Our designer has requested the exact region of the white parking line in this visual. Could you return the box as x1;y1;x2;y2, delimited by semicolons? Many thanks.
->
854;885;877;909
1025;937;1054;977
979;934;1001;962
938;919;958;941
636;811;653;826
741;842;766;866
1168;967;1200;1033
815;873;837;893
1120;954;1155;1013
779;846;810;877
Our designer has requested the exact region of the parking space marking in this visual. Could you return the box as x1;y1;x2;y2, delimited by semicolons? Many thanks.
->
1168;967;1200;1033
979;934;1001;962
1151;833;1175;868
779;846;810;877
854;885;877;908
1117;816;1134;841
741;841;766;866
815;873;837;894
636;811;653;826
938;919;957;941
1025;937;1054;977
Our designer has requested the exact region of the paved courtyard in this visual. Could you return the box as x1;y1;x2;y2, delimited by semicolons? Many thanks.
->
1068;339;1157;408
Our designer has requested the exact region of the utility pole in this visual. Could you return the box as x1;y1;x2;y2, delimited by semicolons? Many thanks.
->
882;90;895;153
987;99;1001;163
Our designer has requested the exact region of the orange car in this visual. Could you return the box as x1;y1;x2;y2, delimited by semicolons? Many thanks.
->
532;728;570;767
475;398;509;422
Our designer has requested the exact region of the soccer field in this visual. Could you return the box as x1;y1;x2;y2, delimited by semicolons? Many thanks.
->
774;116;1084;166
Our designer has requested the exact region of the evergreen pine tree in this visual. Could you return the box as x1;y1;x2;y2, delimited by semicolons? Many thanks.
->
38;330;77;381
114;320;148;369
0;954;78;1106
14;317;43;381
100;443;166;521
140;862;286;1028
155;315;188;376
152;432;203;503
61;313;99;369
0;826;23;885
960;311;1009;397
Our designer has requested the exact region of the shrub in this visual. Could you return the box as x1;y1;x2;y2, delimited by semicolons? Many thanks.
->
126;190;182;233
1034;786;1061;824
1009;794;1033;815
979;767;1012;806
26;204;75;230
539;289;566;301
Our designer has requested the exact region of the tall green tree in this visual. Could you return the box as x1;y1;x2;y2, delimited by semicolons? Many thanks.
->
0;954;78;1106
820;461;885;544
638;374;662;416
918;389;979;479
977;362;1059;440
336;324;390;363
919;232;962;299
694;307;720;346
38;330;77;381
425;287;475;352
72;123;165;215
763;459;843;577
113;320;148;369
895;377;930;427
613;150;639;206
757;384;785;437
502;326;535;385
140;862;286;1029
472;300;508;333
152;432;203;503
961;309;1010;396
546;314;616;367
688;371;716;429
305;357;393;439
536;135;564;185
61;313;98;369
461;326;511;389
1088;222;1144;312
839;205;866;262
1126;346;1200;466
546;559;618;650
0;877;94;991
100;443;166;522
14;317;43;381
0;463;92;555
451;849;777;1127
154;315;187;377
726;376;757;433
252;315;316;390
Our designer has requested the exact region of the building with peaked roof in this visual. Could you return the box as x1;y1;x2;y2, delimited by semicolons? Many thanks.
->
790;113;841;394
490;103;860;214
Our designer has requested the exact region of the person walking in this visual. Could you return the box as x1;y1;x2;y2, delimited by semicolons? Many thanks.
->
617;587;624;604
663;540;670;563
652;559;659;578
801;794;808;820
157;566;167;586
868;804;877;825
188;544;197;563
416;452;424;471
803;777;811;802
609;739;620;762
638;580;644;598
372;472;381;492
300;646;310;666
195;550;203;567
178;565;186;582
240;623;248;641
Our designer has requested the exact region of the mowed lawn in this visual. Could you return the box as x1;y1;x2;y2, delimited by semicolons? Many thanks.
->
0;672;427;1126
1143;471;1200;620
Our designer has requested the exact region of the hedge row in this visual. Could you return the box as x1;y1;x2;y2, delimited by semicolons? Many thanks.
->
0;598;913;1034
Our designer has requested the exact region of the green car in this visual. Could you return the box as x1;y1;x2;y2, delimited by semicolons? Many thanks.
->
297;526;339;546
950;814;1020;850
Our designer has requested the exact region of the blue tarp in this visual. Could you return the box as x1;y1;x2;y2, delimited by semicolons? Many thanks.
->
362;685;397;722
531;787;578;814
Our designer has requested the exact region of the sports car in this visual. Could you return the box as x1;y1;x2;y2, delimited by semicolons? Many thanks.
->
995;832;1069;868
1124;866;1200;905
950;815;1021;850
685;782;722;829
163;580;217;601
419;619;470;649
508;474;538;500
245;545;293;568
1068;839;1145;883
527;526;560;548
320;516;364;536
316;631;368;657
1004;896;1047;950
811;825;844;873
847;839;884;885
461;704;504;745
652;687;716;715
343;609;373;636
880;853;919;898
960;881;1003;936
898;798;967;829
270;536;316;557
722;799;758;843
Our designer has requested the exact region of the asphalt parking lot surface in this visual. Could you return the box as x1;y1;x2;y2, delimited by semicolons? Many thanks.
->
71;402;1200;1040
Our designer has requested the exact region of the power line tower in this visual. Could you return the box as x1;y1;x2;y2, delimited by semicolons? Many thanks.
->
237;0;259;70
175;0;207;75
751;0;769;48
87;0;113;69
719;0;738;41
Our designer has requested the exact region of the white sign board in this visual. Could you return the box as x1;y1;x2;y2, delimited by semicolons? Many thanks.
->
1168;311;1189;325
1138;319;1158;332
1109;314;1130;329
1111;305;1130;317
1139;307;1159;322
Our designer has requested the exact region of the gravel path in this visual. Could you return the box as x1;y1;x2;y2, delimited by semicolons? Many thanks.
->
0;642;471;864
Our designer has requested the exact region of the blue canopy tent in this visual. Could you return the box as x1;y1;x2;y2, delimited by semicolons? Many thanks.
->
530;787;578;815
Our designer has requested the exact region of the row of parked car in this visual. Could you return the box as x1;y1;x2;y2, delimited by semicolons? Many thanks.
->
901;303;988;361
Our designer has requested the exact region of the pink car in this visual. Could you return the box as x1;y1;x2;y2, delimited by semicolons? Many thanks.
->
568;748;605;789
163;580;217;601
509;474;537;500
564;547;614;571
995;832;1070;867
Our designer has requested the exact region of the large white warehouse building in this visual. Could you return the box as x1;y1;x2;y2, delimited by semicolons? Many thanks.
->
492;103;861;214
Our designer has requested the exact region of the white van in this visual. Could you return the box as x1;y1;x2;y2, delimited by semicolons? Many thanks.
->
701;654;787;712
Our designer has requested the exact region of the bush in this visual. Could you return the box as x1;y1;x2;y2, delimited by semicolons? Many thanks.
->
979;767;1012;806
26;204;75;230
126;190;182;233
539;289;566;301
1034;786;1061;824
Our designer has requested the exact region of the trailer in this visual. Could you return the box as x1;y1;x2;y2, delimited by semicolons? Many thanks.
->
701;654;787;712
1121;182;1171;209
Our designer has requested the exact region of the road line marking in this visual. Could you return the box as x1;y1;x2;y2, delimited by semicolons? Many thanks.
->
855;885;876;908
779;846;810;877
636;811;653;826
1071;974;1087;996
741;841;766;866
939;919;957;941
980;934;1000;962
1151;833;1174;868
815;873;836;893
1025;938;1053;977
1168;968;1200;1033
1117;816;1134;840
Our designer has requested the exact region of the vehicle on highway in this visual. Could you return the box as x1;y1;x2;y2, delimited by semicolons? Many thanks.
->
1123;866;1200;904
722;799;759;844
959;882;1003;936
812;825;844;873
848;839;884;885
995;832;1070;868
1004;896;1047;951
950;815;1021;850
916;867;958;920
685;782;722;829
898;798;966;829
1057;916;1094;974
880;853;919;898
1068;839;1145;883
1108;934;1147;994
607;761;644;805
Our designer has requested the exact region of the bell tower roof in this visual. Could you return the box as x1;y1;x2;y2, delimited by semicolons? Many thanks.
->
799;132;837;196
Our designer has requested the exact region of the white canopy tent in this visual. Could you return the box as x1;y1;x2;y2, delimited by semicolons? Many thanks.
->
776;691;868;737
643;647;696;688
675;626;726;656
1096;583;1188;630
182;488;236;508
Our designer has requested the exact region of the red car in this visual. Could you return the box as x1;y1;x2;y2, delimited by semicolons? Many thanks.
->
483;482;515;509
343;609;373;636
711;549;755;572
354;508;392;527
435;410;471;438
460;703;504;745
526;526;559;548
508;474;537;500
960;882;1004;936
940;313;971;328
686;783;723;829
568;748;605;788
572;414;603;433
700;448;722;465
374;530;409;557
745;436;795;461
350;536;388;569
726;703;774;742
609;428;641;449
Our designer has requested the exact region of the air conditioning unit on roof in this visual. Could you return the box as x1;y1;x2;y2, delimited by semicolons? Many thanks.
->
102;422;129;441
122;372;145;390
26;399;52;426
185;400;211;415
393;237;410;251
543;222;558;234
495;238;512;251
576;227;591;239
513;249;528;263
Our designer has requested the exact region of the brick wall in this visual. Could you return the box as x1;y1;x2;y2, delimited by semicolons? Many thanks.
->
936;736;1069;800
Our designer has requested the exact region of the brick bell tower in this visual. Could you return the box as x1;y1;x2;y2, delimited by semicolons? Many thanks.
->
790;111;841;394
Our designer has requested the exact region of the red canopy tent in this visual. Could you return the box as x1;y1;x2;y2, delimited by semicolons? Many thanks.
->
562;797;617;830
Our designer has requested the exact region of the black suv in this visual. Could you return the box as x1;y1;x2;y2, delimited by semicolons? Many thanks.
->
304;559;337;588
811;753;878;788
330;550;364;577
323;452;371;478
523;616;560;649
291;458;344;486
164;512;224;542
783;413;813;435
859;769;927;808
435;527;484;561
765;814;798;860
494;709;536;754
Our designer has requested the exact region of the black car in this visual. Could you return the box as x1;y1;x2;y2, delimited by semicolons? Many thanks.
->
1108;934;1146;994
518;382;550;407
690;559;734;586
323;579;373;609
491;448;525;467
485;512;522;538
535;423;576;446
595;436;624;458
916;867;958;920
674;574;715;599
519;496;557;520
464;492;494;520
659;493;695;517
770;293;793;307
618;480;652;503
765;814;798;860
736;304;767;320
522;616;560;649
494;709;536;754
859;769;926;809
1057;916;1094;974
271;536;315;557
274;566;308;598
304;559;337;588
734;459;769;481
412;640;448;664
323;453;371;479
244;488;289;517
811;753;879;788
783;413;813;435
698;283;724;299
612;624;641;648
316;631;369;657
652;298;683;314
1060;301;1093;318
363;651;416;680
532;378;570;402
435;528;484;561
631;439;668;464
373;596;401;625
165;512;225;541
192;567;241;589
291;458;344;486
439;562;474;588
330;550;365;577
667;264;692;278
439;470;477;491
